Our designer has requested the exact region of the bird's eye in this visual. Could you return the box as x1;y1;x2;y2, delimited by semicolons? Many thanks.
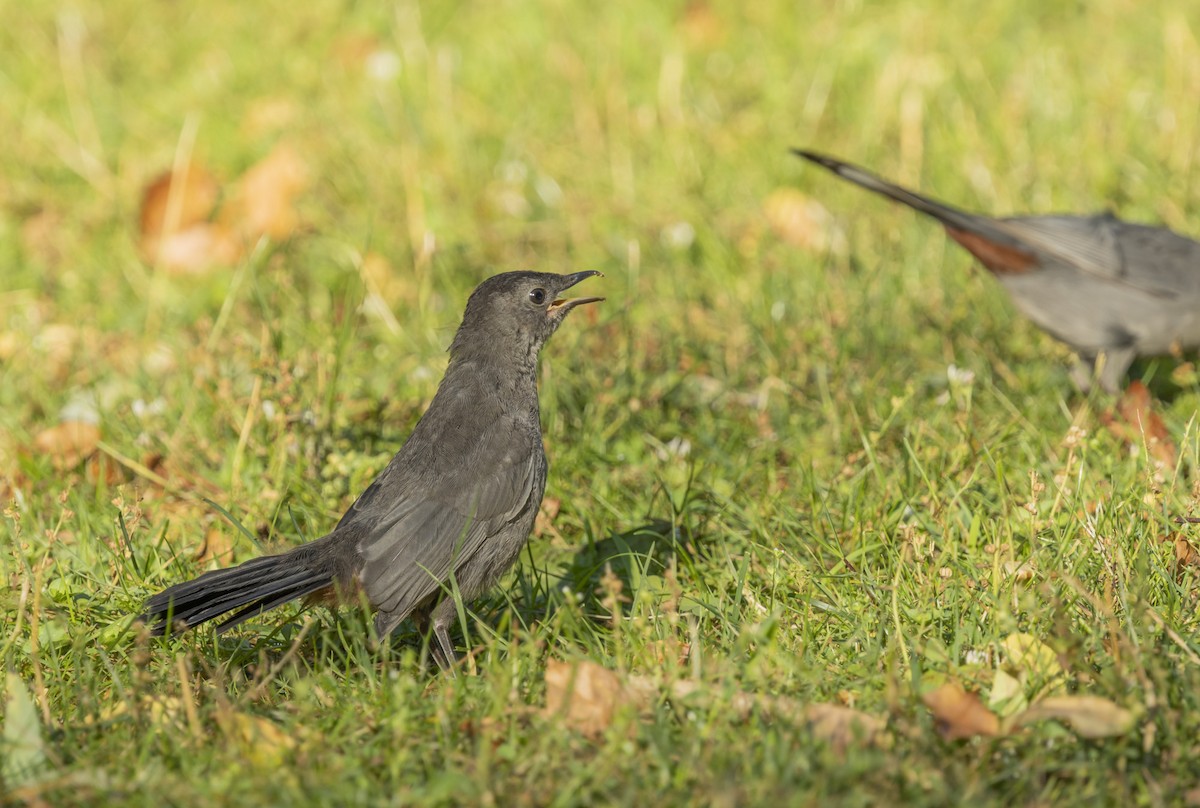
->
529;288;546;305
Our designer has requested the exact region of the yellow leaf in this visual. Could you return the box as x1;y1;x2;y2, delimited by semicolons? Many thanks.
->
987;669;1026;718
1017;695;1136;739
1000;633;1066;700
216;711;297;769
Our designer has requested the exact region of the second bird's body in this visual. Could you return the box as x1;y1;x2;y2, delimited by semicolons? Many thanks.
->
796;150;1200;392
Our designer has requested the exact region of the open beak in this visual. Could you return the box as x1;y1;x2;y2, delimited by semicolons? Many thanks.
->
548;270;605;314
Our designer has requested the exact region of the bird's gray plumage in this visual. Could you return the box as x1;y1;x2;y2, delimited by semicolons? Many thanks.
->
141;270;603;669
794;149;1200;392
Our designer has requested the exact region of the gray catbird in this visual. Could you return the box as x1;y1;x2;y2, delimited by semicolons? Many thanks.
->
795;149;1200;393
142;270;603;668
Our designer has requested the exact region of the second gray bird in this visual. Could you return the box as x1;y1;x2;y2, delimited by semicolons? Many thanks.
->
795;149;1200;393
142;270;603;669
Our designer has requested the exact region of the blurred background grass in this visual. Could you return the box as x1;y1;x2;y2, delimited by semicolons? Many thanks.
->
4;0;1200;804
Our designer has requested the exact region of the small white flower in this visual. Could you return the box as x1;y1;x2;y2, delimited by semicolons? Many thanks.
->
947;364;976;386
61;392;100;425
661;221;695;250
365;50;402;82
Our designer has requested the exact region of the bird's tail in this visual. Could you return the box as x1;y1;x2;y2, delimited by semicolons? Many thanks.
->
142;550;333;636
793;149;1031;242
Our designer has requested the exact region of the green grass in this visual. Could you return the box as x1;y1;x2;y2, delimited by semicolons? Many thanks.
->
4;0;1200;803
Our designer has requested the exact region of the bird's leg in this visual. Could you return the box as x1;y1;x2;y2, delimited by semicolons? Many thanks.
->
425;595;464;674
1096;347;1137;396
431;623;459;676
1070;354;1098;394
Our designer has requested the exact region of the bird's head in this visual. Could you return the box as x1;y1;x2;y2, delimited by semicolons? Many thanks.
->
449;270;604;365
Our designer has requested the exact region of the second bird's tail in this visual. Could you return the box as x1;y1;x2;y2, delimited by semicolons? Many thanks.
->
142;550;333;635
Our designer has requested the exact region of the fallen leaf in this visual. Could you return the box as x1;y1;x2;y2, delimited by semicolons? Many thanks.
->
679;1;727;48
987;669;1025;717
922;680;1000;740
1161;531;1200;571
139;161;220;240
663;680;885;750
764;188;842;253
534;497;561;538
223;143;308;242
1100;381;1177;467
138;162;240;274
543;659;631;737
151;224;242;275
33;421;100;470
3;673;48;788
194;525;235;565
803;702;888;754
1016;695;1136;739
85;452;126;486
1000;633;1066;701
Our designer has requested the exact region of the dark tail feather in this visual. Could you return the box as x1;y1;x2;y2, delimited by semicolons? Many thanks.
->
791;149;1028;244
142;552;331;635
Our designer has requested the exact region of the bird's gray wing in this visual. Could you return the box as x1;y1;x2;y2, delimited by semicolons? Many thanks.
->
352;445;540;620
998;215;1200;298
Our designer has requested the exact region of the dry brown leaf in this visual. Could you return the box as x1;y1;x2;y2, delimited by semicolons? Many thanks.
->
764;188;840;253
138;161;243;273
1016;695;1136;739
85;453;126;486
1162;531;1200;571
665;681;885;750
224;144;308;241
804;702;888;753
545;661;887;751
534;497;561;538
679;1;727;48
194;525;235;565
139;161;220;239
1100;380;1177;467
543;659;631;737
152;224;242;275
33;421;100;470
922;681;1000;740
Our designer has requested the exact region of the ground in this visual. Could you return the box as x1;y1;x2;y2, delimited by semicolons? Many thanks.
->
3;0;1200;804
